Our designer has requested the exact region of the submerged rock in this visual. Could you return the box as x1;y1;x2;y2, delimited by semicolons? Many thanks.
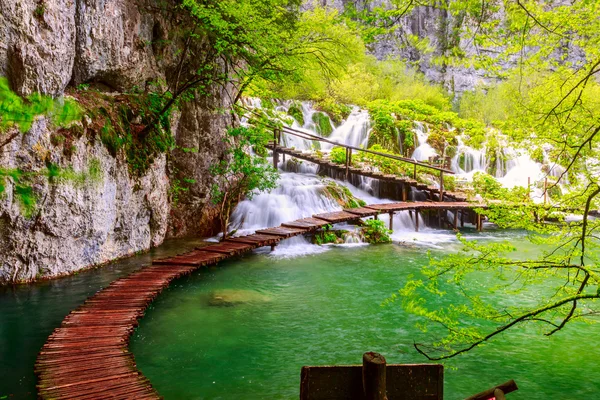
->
208;289;272;307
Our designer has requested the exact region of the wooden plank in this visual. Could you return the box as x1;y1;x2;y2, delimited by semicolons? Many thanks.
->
281;217;330;231
196;242;256;255
153;249;224;266
300;364;443;400
312;211;359;224
255;226;309;238
225;234;283;246
344;207;379;217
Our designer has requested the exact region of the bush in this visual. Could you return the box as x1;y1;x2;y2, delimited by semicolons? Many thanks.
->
0;77;81;133
330;146;347;164
361;219;392;244
323;180;366;209
314;224;342;245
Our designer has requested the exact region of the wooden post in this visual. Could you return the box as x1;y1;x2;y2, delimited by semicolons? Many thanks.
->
389;212;394;230
362;352;388;400
464;380;518;400
437;210;442;228
477;214;483;232
460;210;465;228
273;129;279;169
345;148;350;181
402;184;407;201
415;210;420;232
453;210;458;229
439;171;444;202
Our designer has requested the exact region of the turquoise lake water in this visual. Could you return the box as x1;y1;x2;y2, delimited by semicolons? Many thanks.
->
129;230;600;399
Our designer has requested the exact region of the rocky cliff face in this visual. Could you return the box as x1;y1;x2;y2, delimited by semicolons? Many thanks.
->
308;0;490;94
0;0;229;283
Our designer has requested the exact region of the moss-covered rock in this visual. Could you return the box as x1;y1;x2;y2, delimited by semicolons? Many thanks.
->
208;289;272;307
288;103;304;126
312;112;333;136
323;180;366;209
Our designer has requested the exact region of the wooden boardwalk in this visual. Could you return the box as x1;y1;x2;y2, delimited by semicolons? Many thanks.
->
35;201;485;399
268;145;468;202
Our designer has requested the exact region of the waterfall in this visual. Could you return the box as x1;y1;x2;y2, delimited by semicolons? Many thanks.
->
411;122;438;162
321;108;370;150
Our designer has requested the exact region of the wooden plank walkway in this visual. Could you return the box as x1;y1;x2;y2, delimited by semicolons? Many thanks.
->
35;200;485;399
268;145;468;202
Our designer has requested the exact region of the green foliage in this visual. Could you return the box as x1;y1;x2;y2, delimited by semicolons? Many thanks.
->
73;89;174;175
471;172;528;202
0;159;102;218
329;146;347;165
313;224;341;245
211;126;279;239
316;99;352;125
34;2;45;19
361;218;392;244
0;77;81;133
311;112;333;137
287;103;304;126
367;99;487;152
368;0;600;361
323;180;366;209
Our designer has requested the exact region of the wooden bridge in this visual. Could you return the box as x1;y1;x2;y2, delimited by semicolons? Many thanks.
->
35;200;487;399
267;124;468;202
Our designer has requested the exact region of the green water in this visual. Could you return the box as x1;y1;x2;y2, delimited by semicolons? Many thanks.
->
0;238;206;399
131;231;600;399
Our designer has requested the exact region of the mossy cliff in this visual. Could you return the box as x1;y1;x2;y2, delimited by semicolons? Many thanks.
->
0;1;232;283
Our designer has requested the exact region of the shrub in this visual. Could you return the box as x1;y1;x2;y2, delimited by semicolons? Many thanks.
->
361;219;392;244
330;146;347;164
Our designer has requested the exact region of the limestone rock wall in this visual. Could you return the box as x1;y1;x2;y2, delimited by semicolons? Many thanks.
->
307;0;490;93
0;0;229;283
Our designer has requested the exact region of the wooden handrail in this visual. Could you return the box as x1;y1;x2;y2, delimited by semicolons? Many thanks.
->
279;125;455;174
464;380;518;400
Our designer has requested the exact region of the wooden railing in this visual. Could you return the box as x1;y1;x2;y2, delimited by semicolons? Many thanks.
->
271;126;455;202
464;380;518;400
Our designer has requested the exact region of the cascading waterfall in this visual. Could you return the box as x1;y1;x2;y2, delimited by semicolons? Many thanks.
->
321;108;370;150
411;122;437;162
231;99;569;257
228;101;426;255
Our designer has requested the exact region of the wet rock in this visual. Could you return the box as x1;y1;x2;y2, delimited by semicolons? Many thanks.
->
208;289;272;307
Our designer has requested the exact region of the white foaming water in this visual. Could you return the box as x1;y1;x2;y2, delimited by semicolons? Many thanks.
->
230;173;340;236
321;108;371;150
267;101;371;152
451;137;488;176
411;122;437;162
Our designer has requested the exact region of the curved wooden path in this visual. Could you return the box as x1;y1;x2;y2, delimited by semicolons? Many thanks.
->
35;201;483;399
